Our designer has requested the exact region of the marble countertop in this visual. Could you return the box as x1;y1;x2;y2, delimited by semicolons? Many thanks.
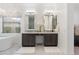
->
22;32;58;34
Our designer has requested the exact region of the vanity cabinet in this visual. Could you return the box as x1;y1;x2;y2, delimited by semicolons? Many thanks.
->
22;33;58;47
44;34;58;46
22;34;35;47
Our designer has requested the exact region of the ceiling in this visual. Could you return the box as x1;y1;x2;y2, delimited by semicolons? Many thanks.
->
0;3;56;16
0;3;79;16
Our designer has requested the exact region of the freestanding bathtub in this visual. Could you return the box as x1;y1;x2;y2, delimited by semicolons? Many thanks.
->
0;33;21;51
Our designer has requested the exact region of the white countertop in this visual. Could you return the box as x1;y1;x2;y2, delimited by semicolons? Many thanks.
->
22;32;58;34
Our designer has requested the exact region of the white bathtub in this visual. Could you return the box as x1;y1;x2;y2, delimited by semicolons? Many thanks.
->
0;33;21;51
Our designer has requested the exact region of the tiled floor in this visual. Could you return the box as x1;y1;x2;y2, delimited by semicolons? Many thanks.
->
16;46;79;55
15;46;63;55
16;47;35;54
0;45;63;55
1;37;78;55
0;37;63;55
0;45;79;55
0;37;64;55
74;47;79;55
35;45;44;53
0;39;78;55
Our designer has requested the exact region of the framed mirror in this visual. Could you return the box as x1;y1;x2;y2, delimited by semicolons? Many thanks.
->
25;11;36;32
44;13;57;32
28;15;35;29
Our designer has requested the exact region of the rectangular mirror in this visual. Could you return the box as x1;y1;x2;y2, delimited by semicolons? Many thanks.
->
28;15;35;29
44;15;57;32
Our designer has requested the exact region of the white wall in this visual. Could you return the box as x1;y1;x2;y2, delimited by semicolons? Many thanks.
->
56;4;68;54
66;4;79;54
56;4;74;54
21;4;57;32
0;16;2;33
67;4;74;54
74;11;79;25
71;4;79;26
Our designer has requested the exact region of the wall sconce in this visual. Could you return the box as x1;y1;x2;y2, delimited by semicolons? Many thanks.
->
25;10;36;15
44;10;59;16
44;10;54;15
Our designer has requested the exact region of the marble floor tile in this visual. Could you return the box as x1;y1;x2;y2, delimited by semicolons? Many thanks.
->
74;47;79;55
16;47;35;54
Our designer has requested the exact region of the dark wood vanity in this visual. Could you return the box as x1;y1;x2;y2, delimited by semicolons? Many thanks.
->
22;32;58;47
44;34;58;46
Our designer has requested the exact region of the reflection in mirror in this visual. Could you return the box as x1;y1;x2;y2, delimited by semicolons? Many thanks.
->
52;15;57;29
44;15;53;31
28;15;34;29
44;15;57;32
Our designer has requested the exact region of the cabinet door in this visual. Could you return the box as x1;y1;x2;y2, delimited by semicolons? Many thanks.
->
44;34;58;46
22;34;35;47
28;35;35;46
22;34;29;47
